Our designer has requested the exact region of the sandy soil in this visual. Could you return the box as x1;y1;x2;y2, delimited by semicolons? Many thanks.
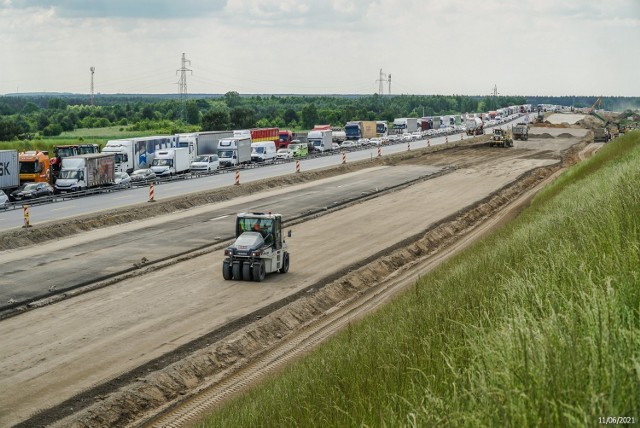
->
0;132;589;427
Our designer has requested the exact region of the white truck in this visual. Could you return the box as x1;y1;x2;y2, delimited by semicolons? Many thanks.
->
393;118;418;134
0;150;19;196
218;136;252;168
54;153;115;193
251;141;277;163
150;148;191;177
102;135;175;173
176;131;233;157
307;129;333;153
465;117;485;135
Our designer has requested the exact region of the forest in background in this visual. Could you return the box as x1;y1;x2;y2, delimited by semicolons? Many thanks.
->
0;92;637;142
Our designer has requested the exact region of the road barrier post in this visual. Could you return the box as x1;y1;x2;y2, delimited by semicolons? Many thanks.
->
296;160;300;173
428;139;431;147
445;136;449;144
148;183;156;202
234;169;240;185
461;133;464;140
377;146;381;157
342;151;346;164
22;205;31;228
407;141;411;151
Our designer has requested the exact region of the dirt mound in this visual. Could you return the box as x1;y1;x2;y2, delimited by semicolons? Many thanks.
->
530;133;554;139
557;133;575;138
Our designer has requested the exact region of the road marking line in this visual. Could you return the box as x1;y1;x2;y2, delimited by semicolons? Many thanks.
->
52;206;75;211
209;215;229;222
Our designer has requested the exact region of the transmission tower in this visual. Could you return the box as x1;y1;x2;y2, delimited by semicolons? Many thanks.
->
492;84;499;97
90;66;95;106
176;53;192;122
376;69;392;95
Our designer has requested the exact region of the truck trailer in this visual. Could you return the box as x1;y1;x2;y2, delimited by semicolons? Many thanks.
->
0;150;20;195
307;129;333;153
344;121;376;140
102;135;175;174
54;153;115;193
176;131;233;157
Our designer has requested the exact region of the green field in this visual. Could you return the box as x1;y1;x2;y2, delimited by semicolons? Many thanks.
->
201;132;640;427
0;126;166;154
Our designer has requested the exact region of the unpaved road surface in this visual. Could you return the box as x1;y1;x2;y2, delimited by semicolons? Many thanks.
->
0;126;590;427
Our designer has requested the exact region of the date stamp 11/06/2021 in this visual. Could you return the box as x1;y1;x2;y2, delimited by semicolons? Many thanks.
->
599;416;636;425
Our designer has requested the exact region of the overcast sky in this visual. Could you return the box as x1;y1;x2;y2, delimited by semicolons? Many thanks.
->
1;0;639;97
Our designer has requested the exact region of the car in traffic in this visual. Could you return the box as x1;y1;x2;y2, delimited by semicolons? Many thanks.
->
340;140;355;149
0;191;9;209
113;171;132;188
369;138;382;146
289;143;308;158
190;154;220;173
275;148;293;160
130;168;156;183
331;142;340;151
10;182;54;201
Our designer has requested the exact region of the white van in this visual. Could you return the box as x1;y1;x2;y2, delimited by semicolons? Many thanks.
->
190;154;220;173
251;141;277;163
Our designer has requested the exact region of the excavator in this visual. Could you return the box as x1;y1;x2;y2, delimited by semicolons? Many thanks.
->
588;97;622;140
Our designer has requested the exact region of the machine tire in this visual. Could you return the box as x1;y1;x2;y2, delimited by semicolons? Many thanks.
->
279;253;290;273
253;261;266;282
242;262;253;281
222;261;232;280
232;262;242;281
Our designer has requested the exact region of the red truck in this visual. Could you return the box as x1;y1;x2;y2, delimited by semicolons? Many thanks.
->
277;129;293;149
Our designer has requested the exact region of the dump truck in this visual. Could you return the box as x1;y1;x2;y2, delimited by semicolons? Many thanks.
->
512;123;529;141
489;128;513;148
593;128;610;143
222;212;290;282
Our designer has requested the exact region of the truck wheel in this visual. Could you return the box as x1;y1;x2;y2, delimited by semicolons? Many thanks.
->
253;261;266;282
279;253;290;273
232;262;242;280
222;261;232;280
242;262;253;281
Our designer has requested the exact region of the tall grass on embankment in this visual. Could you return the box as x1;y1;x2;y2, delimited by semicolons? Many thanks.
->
202;132;640;427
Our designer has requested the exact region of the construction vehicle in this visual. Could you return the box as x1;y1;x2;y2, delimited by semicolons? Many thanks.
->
593;128;610;143
222;212;290;282
512;123;529;141
489;128;513;148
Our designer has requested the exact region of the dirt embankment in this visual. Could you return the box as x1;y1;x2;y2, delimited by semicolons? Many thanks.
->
43;138;590;428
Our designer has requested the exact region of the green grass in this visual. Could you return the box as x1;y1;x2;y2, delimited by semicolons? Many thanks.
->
0;125;167;154
200;132;640;427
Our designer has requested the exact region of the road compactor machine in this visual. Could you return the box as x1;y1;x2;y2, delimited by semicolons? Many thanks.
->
222;212;290;282
489;128;514;148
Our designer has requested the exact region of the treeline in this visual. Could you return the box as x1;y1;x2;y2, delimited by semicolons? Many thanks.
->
7;91;634;142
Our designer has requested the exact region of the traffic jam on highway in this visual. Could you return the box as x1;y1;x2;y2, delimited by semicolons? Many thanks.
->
0;104;539;211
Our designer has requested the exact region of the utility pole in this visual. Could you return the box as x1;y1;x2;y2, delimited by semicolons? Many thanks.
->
176;53;192;122
387;74;391;95
90;66;95;106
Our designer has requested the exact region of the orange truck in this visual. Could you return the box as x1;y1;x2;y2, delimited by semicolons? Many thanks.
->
19;150;51;184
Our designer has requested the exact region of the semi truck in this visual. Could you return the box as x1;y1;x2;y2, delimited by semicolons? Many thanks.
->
102;135;175;174
278;130;293;149
176;131;233;157
307;129;333;153
19;150;50;184
150;148;191;177
344;121;377;140
54;153;115;193
0;150;20;196
393;118;418;134
218;136;252;168
465;117;485;135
